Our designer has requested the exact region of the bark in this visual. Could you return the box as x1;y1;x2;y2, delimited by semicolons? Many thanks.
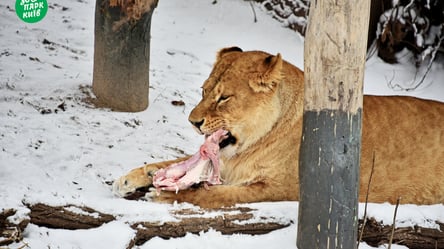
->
92;0;158;112
297;0;370;248
27;203;115;230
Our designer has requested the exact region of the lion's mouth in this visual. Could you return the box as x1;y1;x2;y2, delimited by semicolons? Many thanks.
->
205;130;236;149
218;131;237;149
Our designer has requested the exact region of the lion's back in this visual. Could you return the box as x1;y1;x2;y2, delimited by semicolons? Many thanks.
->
361;96;444;204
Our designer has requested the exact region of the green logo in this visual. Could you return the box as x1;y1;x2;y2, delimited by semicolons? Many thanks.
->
15;0;48;23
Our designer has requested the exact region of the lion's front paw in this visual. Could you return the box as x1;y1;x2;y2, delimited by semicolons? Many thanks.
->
112;166;158;198
112;176;140;197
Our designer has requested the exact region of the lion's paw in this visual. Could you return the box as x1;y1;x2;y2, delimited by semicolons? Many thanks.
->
112;166;158;197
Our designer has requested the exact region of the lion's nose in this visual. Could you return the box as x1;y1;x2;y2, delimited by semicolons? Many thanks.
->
190;119;204;130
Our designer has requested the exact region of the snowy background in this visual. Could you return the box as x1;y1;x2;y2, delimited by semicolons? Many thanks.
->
1;0;444;248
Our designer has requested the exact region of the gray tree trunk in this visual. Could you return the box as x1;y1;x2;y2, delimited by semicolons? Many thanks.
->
92;0;158;112
297;0;370;248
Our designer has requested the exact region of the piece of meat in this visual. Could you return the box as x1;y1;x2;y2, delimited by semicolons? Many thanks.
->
153;129;228;193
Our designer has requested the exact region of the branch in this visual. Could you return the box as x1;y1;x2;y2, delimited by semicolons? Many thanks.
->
247;1;258;23
358;151;376;247
386;26;443;92
388;197;401;249
0;209;29;246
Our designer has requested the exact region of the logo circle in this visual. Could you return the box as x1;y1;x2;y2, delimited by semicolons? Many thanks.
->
15;0;48;23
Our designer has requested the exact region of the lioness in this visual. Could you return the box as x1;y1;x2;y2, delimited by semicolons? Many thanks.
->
113;47;444;208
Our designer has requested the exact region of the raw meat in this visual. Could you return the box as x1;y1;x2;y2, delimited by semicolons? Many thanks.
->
153;129;228;193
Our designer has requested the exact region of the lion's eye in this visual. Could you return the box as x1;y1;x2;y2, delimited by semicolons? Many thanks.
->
217;95;230;103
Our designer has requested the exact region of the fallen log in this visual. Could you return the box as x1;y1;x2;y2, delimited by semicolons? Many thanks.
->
360;218;444;249
127;207;291;248
27;203;115;230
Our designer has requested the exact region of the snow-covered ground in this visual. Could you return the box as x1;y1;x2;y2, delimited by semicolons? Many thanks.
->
1;0;443;248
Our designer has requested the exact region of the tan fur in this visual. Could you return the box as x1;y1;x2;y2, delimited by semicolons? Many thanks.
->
113;48;444;208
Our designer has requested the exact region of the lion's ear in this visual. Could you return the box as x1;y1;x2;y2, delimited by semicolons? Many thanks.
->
249;53;283;93
216;47;243;60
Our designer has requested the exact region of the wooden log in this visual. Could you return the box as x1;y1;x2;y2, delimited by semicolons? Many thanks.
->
127;207;291;248
27;203;115;230
360;218;444;249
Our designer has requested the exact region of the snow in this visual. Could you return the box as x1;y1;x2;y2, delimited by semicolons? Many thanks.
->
0;0;443;248
23;222;136;249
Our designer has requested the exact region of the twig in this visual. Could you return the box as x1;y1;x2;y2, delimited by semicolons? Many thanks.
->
366;41;378;61
17;241;30;249
387;27;443;92
358;151;376;248
388;197;401;249
249;1;257;23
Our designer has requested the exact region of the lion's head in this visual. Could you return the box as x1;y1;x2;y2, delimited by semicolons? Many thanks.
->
188;47;298;158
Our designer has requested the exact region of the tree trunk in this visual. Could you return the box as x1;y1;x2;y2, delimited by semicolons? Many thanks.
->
297;0;370;248
92;0;158;112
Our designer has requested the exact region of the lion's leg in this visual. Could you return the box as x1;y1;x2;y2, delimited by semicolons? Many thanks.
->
153;182;292;208
113;156;191;197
